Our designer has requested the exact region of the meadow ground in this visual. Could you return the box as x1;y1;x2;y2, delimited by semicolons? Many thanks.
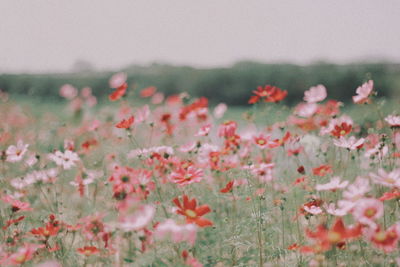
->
0;81;400;267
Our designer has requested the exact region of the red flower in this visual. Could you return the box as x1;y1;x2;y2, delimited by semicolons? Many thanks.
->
379;190;400;201
301;218;362;253
173;195;213;227
109;82;128;101
220;181;234;193
248;85;288;104
331;122;352;138
2;216;25;230
312;164;332;176
77;246;99;256
115;116;135;129
140;86;157;98
31;224;60;238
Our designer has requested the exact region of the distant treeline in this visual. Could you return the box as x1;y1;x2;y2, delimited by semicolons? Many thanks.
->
1;61;399;106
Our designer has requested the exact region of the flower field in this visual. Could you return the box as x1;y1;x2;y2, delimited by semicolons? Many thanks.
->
0;75;399;266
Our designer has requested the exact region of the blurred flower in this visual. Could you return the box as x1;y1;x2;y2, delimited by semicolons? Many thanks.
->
304;85;327;103
352;80;374;104
6;140;28;163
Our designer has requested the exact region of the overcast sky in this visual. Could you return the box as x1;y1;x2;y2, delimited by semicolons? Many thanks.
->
1;0;399;73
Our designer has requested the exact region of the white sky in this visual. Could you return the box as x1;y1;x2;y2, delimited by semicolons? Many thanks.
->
1;0;399;73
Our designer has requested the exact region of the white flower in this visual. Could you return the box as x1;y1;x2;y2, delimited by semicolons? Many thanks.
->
343;177;370;202
48;150;80;170
316;176;349;191
6;140;29;163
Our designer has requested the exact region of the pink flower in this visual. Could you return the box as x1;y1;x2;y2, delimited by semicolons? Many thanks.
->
333;136;365;150
304;85;327;103
316;176;349;191
109;72;127;88
6;140;29;162
294;103;318;118
170;166;203;186
4;243;44;265
154;219;197;245
213;103;227;119
370;168;400;188
118;205;155;231
385;115;400;127
1;195;32;212
60;84;78;99
353;80;373;104
218;120;237;137
352;198;383;229
364;223;400;253
303;205;323;215
325;200;354;217
245;163;275;183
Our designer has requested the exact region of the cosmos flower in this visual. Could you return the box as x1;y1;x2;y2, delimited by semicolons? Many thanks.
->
333;136;365;150
352;198;384;229
170;166;204;186
385;115;400;128
316;176;349;191
173;195;213;227
6;140;29;163
48;150;80;170
304;85;327;103
352;80;374;104
370;168;400;188
154;219;197;245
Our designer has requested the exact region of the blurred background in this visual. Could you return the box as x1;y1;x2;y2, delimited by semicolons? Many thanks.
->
1;0;399;105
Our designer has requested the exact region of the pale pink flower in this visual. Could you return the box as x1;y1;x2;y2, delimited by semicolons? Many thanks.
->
48;150;80;170
304;84;327;103
316;176;349;191
325;200;354;217
213;103;227;119
119;205;155;231
109;72;127;88
294;102;318;118
370;168;400;188
353;80;373;104
36;261;62;267
135;105;150;123
179;142;197;153
333;136;365;150
154;219;197;245
303;205;323;215
245;163;275;183
151;92;164;104
343;177;370;201
59;84;78;99
385;115;400;127
352;198;383;229
3;243;44;265
6;140;29;163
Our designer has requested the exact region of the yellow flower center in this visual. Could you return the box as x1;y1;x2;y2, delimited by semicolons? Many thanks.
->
185;209;197;218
